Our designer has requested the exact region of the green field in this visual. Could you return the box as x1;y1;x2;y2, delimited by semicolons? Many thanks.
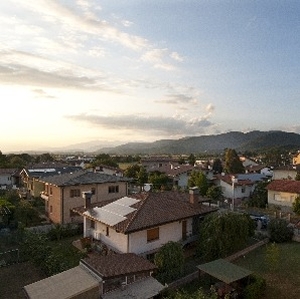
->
234;242;300;299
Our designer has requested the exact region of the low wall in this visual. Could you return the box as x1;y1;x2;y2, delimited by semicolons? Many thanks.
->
167;238;269;290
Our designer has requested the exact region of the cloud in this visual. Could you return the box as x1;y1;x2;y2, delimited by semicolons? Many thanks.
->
32;89;56;99
156;94;197;105
66;113;216;137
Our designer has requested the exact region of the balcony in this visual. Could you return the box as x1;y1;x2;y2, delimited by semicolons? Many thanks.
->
40;192;49;201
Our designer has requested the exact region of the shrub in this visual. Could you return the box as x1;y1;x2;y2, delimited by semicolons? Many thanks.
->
243;275;266;299
268;218;293;243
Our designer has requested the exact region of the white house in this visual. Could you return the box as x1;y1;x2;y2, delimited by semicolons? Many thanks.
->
266;179;300;208
73;188;217;258
0;168;18;188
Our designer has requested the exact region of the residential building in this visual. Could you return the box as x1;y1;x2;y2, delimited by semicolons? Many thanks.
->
19;163;82;198
0;168;19;189
24;253;164;299
272;165;300;180
292;152;300;165
266;179;300;208
38;170;130;224
73;188;217;258
213;173;267;205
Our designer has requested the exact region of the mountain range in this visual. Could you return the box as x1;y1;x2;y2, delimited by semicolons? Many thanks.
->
96;131;300;155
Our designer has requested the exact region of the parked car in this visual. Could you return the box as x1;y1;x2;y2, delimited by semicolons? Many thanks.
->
249;213;269;229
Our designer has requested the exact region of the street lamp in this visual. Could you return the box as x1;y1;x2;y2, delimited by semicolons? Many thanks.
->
231;176;238;211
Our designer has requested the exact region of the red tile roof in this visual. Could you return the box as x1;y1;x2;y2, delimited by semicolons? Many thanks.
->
81;253;157;279
266;180;300;193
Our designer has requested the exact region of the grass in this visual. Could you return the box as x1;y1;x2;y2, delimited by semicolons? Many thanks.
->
234;242;300;299
168;241;300;299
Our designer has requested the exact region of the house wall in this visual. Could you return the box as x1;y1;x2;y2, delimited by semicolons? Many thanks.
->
177;173;189;188
218;180;253;199
0;174;13;186
272;169;297;180
46;181;128;224
84;217;194;255
267;190;298;207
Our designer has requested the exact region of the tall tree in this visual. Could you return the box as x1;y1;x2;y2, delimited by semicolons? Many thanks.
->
198;212;255;261
212;158;223;174
188;170;208;196
188;154;196;166
224;148;245;174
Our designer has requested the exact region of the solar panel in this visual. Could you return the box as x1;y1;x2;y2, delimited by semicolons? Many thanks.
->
84;196;140;226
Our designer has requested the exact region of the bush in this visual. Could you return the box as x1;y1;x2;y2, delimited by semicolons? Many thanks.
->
268;218;294;243
243;275;266;299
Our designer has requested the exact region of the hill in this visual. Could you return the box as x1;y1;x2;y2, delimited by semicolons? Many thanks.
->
98;131;300;155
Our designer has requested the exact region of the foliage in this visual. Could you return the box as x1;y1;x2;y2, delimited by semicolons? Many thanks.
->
247;181;268;208
125;164;148;189
224;149;245;174
20;231;84;276
188;170;208;196
295;171;300;181
243;275;266;299
292;196;300;215
91;153;119;168
198;212;255;261
212;158;223;174
47;223;81;241
0;198;15;227
265;242;280;272
206;186;223;202
188;154;196;166
148;171;171;190
267;218;293;243
14;200;41;227
154;241;184;283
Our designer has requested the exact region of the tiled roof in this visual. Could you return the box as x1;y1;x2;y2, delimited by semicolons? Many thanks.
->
38;170;130;186
81;253;157;279
266;180;300;193
0;168;18;175
75;191;217;234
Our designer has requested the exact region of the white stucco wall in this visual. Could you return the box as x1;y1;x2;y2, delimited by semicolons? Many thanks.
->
268;190;297;207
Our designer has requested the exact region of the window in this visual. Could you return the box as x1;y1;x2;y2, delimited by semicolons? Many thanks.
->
90;220;95;229
50;187;53;195
108;185;119;193
91;187;96;195
241;186;245;193
147;227;159;242
106;226;109;236
50;205;53;213
70;189;81;198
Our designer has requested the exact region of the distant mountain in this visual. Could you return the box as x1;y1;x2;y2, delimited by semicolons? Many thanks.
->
97;131;300;155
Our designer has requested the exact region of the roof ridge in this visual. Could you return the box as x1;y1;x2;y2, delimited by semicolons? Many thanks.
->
122;193;149;233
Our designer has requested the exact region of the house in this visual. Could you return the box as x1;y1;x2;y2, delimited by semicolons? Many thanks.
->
19;163;82;198
94;165;124;177
0;168;19;189
272;165;300;180
213;173;267;205
24;253;165;299
141;156;180;172
292;152;300;165
38;170;131;224
266;179;300;208
73;188;217;258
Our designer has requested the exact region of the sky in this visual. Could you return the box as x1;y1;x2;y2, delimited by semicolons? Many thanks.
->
1;1;300;153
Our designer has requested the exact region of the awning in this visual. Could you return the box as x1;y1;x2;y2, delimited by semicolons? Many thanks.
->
197;259;252;284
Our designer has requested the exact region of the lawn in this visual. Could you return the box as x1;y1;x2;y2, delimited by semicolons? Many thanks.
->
168;241;300;299
234;242;300;299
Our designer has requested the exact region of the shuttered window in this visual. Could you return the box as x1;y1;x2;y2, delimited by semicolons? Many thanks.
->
147;227;159;242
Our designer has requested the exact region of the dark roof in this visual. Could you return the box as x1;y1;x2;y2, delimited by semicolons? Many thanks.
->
81;253;157;279
0;168;18;175
266;179;300;193
38;170;130;186
74;191;217;234
197;259;252;284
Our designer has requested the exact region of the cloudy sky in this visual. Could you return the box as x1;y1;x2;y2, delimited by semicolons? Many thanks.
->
1;1;300;152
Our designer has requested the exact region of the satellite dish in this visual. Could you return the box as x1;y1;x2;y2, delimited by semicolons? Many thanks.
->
144;184;151;192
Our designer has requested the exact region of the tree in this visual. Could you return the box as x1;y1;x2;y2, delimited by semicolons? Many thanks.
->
188;154;196;166
148;171;170;190
188;170;208;196
293;196;300;215
92;154;118;168
154;241;184;283
206;186;223;202
163;287;218;299
198;212;255;261
268;218;293;243
224;149;244;174
247;181;268;208
212;158;223;174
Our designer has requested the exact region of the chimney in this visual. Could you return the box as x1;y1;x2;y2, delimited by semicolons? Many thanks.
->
189;187;199;207
82;191;93;209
